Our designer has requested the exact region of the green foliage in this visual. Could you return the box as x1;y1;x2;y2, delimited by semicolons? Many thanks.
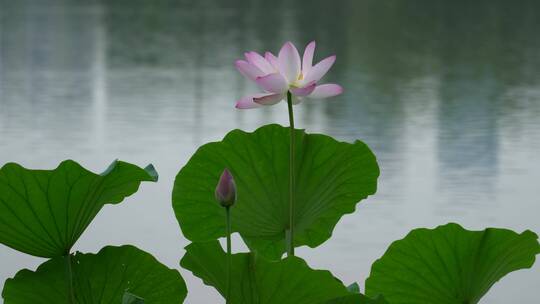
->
0;160;186;303
2;245;187;304
181;240;351;304
122;293;144;304
322;281;388;303
173;124;379;258
346;282;360;293
1;121;538;303
365;223;540;304
0;160;157;258
324;294;388;304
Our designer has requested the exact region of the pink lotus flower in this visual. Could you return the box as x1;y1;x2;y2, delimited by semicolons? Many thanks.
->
235;41;343;109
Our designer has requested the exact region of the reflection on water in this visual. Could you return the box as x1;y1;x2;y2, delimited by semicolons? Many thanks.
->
1;1;539;303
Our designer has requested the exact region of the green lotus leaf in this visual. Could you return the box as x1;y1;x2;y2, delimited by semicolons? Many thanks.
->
180;240;350;304
2;245;187;303
324;294;388;304
122;293;144;304
322;282;388;304
173;124;379;258
365;223;540;304
0;160;158;258
346;282;360;293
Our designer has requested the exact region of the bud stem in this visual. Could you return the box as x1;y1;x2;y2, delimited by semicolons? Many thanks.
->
64;252;75;304
225;206;232;303
286;91;295;257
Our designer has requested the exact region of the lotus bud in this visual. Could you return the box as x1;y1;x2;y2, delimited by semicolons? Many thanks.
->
215;169;236;207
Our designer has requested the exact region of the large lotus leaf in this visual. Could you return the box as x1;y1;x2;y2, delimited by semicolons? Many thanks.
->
0;160;157;258
173;124;379;258
324;294;388;304
365;223;540;304
123;293;144;304
180;240;350;304
321;283;387;304
323;283;388;304
2;245;187;303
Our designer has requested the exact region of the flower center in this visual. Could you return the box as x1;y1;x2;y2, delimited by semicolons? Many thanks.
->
289;73;304;89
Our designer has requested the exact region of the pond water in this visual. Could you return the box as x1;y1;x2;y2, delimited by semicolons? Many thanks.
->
1;1;539;303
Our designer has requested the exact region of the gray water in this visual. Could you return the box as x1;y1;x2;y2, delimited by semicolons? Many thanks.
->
1;1;539;303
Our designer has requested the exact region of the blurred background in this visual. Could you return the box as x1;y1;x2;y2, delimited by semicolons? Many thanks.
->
1;0;539;303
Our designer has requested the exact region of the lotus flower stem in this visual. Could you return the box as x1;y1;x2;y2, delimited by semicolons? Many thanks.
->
286;90;295;257
225;206;232;304
234;41;343;256
64;253;75;304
